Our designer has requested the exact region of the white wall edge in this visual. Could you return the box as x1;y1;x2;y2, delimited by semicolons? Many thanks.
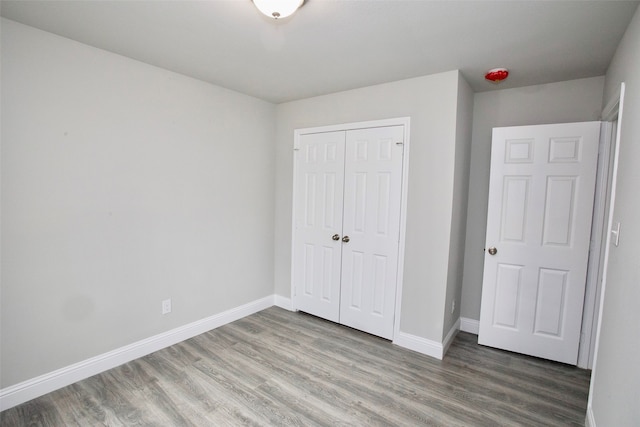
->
274;295;293;311
585;405;596;427
0;295;275;412
393;331;445;360
460;317;480;335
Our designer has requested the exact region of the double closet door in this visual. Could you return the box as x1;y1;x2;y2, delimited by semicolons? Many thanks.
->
292;125;404;340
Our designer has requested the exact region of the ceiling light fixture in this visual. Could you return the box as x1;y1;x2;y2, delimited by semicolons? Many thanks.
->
253;0;303;19
485;68;509;83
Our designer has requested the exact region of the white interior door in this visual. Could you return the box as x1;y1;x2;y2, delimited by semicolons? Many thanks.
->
292;131;346;322
479;122;601;365
339;126;404;340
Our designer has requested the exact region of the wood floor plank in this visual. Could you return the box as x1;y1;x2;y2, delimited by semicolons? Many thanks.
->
0;395;66;427
0;307;591;426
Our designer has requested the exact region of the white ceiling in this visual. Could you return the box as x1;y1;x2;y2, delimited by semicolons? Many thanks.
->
2;0;638;104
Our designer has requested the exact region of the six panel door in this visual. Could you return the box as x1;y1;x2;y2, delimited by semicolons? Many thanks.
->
478;122;601;364
292;131;346;322
339;126;404;339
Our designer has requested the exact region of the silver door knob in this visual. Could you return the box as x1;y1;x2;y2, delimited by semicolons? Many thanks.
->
342;236;350;243
487;247;497;255
332;234;340;241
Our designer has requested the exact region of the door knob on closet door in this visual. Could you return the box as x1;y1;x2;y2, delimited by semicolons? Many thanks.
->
332;234;340;241
342;236;350;243
487;247;497;255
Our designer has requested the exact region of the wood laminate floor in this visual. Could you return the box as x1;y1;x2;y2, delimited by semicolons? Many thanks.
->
1;307;591;426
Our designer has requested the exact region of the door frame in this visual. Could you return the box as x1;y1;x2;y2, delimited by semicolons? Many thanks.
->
578;84;625;369
578;122;614;368
290;117;411;341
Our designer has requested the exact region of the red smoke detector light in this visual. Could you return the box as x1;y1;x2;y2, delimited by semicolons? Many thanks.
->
485;68;509;83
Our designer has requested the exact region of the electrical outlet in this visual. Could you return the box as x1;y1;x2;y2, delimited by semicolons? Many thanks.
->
451;300;456;314
162;299;172;315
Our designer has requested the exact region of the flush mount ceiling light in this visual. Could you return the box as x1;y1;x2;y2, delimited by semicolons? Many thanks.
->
253;0;303;19
485;68;509;83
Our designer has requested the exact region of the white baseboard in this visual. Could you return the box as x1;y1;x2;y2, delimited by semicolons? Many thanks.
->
394;320;460;360
585;405;596;427
442;318;460;356
460;317;480;335
0;295;274;412
274;295;293;311
394;331;446;359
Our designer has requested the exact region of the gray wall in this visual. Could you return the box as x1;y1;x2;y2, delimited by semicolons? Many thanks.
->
460;76;605;321
590;5;640;425
274;71;472;342
443;76;474;335
1;19;276;387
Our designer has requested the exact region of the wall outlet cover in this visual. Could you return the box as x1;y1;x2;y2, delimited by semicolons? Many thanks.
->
162;299;172;315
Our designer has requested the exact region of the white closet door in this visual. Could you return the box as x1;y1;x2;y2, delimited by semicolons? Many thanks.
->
339;126;404;339
292;131;346;322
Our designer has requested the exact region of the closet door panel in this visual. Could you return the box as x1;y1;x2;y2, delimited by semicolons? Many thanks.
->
292;131;346;322
340;126;404;339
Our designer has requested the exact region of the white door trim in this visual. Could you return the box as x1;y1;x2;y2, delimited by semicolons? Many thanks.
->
290;117;411;341
579;84;626;369
587;82;625;414
578;122;613;369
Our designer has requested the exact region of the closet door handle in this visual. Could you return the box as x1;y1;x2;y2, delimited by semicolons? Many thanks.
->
332;234;340;241
342;236;350;243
